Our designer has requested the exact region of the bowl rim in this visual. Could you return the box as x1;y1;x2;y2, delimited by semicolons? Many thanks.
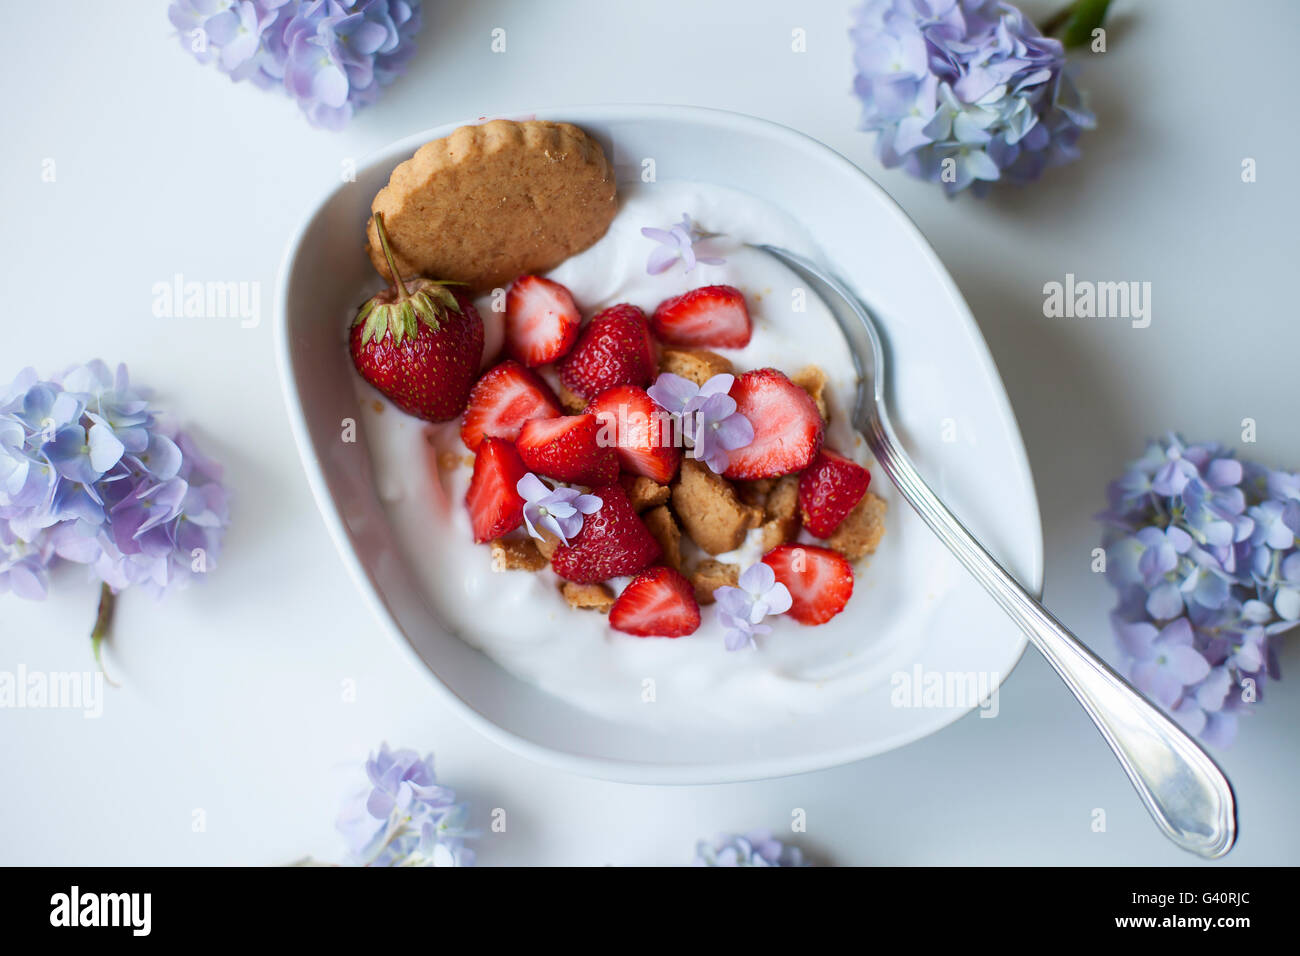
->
274;103;1043;784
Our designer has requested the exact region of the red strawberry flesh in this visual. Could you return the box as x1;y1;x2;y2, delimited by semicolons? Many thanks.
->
505;275;581;367
650;285;752;349
609;566;701;637
798;450;872;538
460;360;562;452
558;303;656;401
517;413;619;486
550;483;661;583
585;385;682;485
465;438;529;543
722;369;824;480
762;544;854;625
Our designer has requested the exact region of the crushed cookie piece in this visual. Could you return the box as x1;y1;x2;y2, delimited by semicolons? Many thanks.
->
619;474;671;512
790;365;829;422
372;400;385;414
671;459;763;555
828;491;887;560
491;537;548;572
658;348;734;386
643;506;683;571
438;451;463;471
691;559;740;605
558;383;588;414
755;475;801;552
534;529;562;560
736;478;775;509
561;581;615;613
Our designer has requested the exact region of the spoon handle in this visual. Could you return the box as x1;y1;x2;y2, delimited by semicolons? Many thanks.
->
865;416;1237;858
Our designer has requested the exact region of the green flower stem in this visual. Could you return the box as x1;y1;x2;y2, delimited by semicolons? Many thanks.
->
372;212;410;301
90;583;121;688
1041;0;1111;47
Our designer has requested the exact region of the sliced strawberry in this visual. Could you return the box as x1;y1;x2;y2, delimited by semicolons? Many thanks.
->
550;483;661;583
466;438;529;543
762;544;854;625
505;276;581;367
609;566;701;637
650;285;751;349
585;385;682;484
558;303;656;401
798;450;872;538
517;413;619;486
722;368;824;480
460;360;562;452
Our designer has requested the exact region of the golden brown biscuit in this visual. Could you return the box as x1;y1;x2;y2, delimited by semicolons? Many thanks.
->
619;474;671;513
490;537;547;572
366;120;618;292
790;365;829;422
672;459;763;555
828;491;887;560
659;348;734;386
643;506;683;571
691;559;740;605
561;581;615;613
757;475;800;552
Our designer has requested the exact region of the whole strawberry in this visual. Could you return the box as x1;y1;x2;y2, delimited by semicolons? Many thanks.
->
350;212;484;422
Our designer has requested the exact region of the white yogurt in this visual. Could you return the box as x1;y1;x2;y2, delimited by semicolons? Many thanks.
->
353;181;945;730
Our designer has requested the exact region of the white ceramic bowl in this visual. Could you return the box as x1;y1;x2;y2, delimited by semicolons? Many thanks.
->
275;105;1043;783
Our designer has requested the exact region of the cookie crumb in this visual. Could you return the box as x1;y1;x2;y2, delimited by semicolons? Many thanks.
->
757;475;800;552
491;537;547;572
659;348;734;386
534;529;562;560
371;400;385;414
790;365;829;422
643;506;683;571
672;459;763;555
828;491;887;560
561;581;615;613
736;478;775;509
558;384;587;414
439;451;463;471
620;474;671;512
691;559;740;605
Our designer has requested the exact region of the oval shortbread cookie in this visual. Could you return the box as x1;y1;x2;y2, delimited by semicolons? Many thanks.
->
365;120;618;292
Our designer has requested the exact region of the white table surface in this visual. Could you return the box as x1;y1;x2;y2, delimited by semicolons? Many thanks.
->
2;0;1296;866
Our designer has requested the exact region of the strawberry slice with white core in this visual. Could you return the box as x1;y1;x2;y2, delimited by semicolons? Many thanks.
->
721;369;824;480
460;360;562;452
585;385;683;485
466;437;529;543
505;276;581;367
650;285;752;349
517;413;619;486
761;544;854;625
609;566;701;637
798;449;872;538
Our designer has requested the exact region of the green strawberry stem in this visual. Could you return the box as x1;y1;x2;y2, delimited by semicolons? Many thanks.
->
90;582;121;688
373;212;409;302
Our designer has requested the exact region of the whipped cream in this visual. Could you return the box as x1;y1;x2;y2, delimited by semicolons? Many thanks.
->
353;181;948;729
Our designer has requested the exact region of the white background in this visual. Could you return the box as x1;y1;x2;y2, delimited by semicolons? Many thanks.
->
2;0;1296;866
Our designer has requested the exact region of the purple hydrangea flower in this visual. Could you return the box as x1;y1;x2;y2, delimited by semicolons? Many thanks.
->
0;362;229;602
168;0;423;130
713;562;793;651
1098;434;1298;747
647;373;753;475
850;0;1095;196
336;743;475;867
640;214;726;275
516;474;601;546
694;830;807;867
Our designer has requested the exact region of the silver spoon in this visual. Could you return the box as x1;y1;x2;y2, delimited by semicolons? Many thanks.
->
754;243;1236;859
